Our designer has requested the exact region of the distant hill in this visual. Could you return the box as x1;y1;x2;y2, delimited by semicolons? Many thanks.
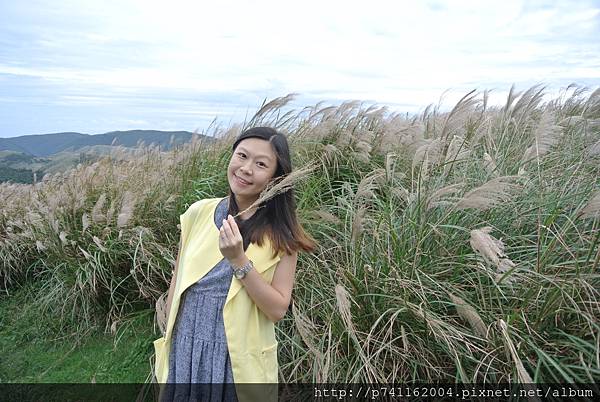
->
0;132;87;156
0;129;215;184
0;130;212;157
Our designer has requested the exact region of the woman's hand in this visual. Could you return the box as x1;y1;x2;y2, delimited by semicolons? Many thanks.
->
218;214;245;263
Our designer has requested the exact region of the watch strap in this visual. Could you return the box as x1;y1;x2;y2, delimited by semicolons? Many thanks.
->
233;259;253;279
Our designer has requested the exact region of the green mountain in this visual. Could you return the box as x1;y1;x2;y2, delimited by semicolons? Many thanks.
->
0;130;214;184
0;130;210;157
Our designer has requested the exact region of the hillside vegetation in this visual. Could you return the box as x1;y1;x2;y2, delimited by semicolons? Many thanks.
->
0;85;599;383
0;130;202;157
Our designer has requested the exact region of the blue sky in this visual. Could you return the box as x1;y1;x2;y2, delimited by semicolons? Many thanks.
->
0;0;599;138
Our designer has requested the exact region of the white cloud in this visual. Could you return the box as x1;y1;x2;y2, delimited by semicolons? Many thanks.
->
0;0;599;135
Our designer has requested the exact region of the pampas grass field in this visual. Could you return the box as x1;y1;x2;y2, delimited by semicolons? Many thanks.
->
1;85;599;383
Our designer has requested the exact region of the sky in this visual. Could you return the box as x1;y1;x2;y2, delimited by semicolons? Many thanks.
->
0;0;599;138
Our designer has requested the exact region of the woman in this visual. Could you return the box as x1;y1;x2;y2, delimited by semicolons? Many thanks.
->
154;126;317;402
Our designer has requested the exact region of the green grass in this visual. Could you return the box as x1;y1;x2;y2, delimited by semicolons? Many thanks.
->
0;282;156;383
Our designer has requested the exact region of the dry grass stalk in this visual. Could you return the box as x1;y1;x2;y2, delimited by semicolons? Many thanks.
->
356;170;384;203
82;213;90;233
521;110;562;163
587;139;600;157
335;128;352;148
401;325;408;352
473;114;496;145
351;206;367;245
91;193;107;224
311;209;341;225
50;219;59;235
469;227;516;283
385;152;397;182
426;183;464;210
443;135;470;175
323;144;338;161
355;139;373;154
106;199;116;225
469;227;507;266
292;303;324;362
78;246;92;260
320;324;333;382
306;119;336;143
448;292;488;339
579;190;600;219
335;283;379;382
456;176;521;210
335;282;356;329
251;93;298;124
412;139;443;173
234;161;319;219
498;319;534;384
408;302;464;357
513;85;545;118
117;191;136;228
482;152;498;176
392;187;410;203
439;89;479;140
502;84;522;114
92;236;107;253
35;240;46;252
155;291;167;336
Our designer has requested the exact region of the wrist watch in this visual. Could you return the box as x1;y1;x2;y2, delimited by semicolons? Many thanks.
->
232;259;254;279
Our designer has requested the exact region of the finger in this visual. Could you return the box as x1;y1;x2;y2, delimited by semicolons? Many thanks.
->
227;215;240;237
222;219;233;238
219;224;229;242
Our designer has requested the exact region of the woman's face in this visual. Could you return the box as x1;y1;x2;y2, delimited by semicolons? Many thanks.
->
228;137;278;200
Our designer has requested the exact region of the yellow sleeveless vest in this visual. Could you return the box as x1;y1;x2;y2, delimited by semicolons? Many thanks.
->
153;197;281;401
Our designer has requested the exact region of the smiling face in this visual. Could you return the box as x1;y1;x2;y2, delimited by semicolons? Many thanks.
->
228;137;278;210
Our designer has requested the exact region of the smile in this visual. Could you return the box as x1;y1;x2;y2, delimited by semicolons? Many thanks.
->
235;175;252;185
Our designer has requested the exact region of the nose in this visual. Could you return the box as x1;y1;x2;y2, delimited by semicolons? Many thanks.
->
240;161;252;175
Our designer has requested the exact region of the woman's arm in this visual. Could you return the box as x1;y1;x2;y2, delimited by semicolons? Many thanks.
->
230;251;298;323
165;237;183;325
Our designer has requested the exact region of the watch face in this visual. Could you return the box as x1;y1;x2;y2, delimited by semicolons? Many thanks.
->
234;270;244;279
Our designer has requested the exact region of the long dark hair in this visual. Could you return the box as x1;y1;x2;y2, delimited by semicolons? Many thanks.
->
227;127;317;258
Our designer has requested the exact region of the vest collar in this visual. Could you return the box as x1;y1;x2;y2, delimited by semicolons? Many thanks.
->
176;196;279;321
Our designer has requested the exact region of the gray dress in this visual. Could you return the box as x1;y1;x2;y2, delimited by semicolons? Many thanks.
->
161;197;239;402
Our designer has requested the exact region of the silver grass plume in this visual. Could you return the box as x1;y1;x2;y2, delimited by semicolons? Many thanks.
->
117;191;136;228
498;319;535;385
587;138;600;157
311;209;341;225
351;206;367;245
156;291;167;336
335;283;379;382
82;213;90;233
579;190;600;219
482;152;498;176
233;161;319;219
456;176;521;211
59;231;68;245
448;292;488;339
469;226;516;283
292;303;324;362
91;193;107;224
355;169;385;203
426;183;464;210
92;236;107;253
521;110;562;163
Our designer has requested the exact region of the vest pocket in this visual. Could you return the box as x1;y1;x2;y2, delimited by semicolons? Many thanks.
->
260;342;278;383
